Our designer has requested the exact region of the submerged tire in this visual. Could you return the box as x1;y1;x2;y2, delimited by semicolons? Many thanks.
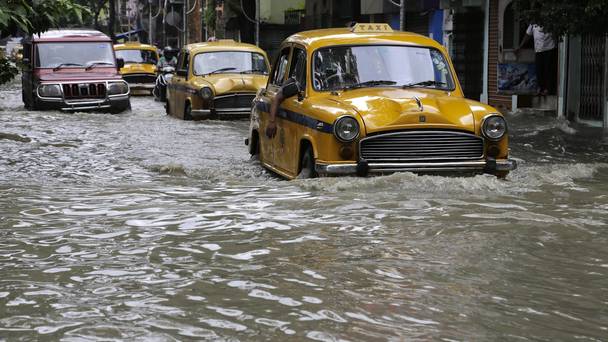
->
184;103;193;121
297;146;317;179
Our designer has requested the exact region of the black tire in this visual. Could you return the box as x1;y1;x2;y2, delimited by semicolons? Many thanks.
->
495;171;509;180
248;131;259;156
184;102;193;121
297;146;317;179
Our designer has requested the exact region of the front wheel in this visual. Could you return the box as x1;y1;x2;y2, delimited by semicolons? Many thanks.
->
297;146;317;179
184;103;193;120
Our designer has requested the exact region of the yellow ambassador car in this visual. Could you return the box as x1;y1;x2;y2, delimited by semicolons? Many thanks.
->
167;40;269;120
247;24;517;179
114;42;159;93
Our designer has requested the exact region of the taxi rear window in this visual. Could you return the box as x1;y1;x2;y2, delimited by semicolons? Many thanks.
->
312;45;455;91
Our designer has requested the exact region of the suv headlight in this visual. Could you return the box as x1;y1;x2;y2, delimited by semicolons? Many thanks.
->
107;81;129;96
482;114;507;141
38;84;62;98
199;87;213;101
333;116;360;142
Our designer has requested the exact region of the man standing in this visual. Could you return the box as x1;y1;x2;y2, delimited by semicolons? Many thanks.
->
516;24;557;96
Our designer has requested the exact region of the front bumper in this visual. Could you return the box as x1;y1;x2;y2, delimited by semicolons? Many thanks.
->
36;94;130;112
35;81;131;112
127;83;155;90
316;159;517;176
191;107;251;119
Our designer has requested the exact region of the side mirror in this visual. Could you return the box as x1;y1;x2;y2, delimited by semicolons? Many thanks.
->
176;69;187;77
116;58;125;69
281;77;301;99
22;57;30;64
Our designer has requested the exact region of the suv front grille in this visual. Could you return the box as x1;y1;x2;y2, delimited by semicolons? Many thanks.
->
62;83;106;99
360;131;484;162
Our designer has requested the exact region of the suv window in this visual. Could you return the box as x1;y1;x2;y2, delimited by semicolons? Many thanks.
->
288;48;306;90
271;47;290;86
23;43;31;63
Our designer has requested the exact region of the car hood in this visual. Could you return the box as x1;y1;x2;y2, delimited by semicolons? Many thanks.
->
37;68;123;82
120;63;156;75
326;88;476;134
195;74;268;95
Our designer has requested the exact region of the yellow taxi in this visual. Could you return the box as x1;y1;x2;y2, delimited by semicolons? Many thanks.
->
247;23;517;179
114;42;159;93
166;40;270;120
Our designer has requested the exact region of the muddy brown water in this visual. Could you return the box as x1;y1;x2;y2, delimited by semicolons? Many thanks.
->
1;81;607;341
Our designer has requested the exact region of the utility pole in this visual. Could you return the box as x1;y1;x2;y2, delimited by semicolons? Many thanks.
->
188;0;202;44
240;0;259;46
255;0;259;46
400;0;405;31
389;0;405;31
108;0;116;41
149;0;152;44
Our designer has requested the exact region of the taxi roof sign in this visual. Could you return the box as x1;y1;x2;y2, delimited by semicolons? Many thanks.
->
351;23;394;33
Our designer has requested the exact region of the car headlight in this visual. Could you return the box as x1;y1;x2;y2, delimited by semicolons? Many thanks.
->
333;116;360;142
482;114;507;141
107;81;129;96
38;84;62;98
199;87;213;101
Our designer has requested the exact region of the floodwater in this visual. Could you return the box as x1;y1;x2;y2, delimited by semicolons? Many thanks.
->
1;80;607;341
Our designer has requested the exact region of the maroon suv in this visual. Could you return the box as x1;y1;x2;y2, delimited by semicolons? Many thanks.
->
21;29;130;113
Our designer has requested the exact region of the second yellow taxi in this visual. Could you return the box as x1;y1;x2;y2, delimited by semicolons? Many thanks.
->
247;23;517;179
114;42;159;94
166;39;270;120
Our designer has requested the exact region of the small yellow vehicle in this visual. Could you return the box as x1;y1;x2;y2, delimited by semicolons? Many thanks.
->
247;23;517;179
166;40;270;120
114;42;159;93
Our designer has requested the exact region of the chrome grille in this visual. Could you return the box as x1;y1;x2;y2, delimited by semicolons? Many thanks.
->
360;131;484;162
62;83;106;99
214;93;255;109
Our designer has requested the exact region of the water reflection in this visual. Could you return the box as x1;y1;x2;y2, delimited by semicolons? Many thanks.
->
1;82;607;340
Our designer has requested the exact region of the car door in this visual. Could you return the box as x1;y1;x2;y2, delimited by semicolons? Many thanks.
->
21;41;33;106
170;50;189;118
276;46;308;174
259;46;291;171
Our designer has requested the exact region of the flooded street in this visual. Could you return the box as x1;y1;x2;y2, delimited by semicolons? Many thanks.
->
1;80;607;340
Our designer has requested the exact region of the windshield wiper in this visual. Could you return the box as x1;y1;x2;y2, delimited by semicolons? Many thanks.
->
342;80;396;91
85;61;114;71
52;63;83;71
239;69;266;74
402;80;447;89
207;67;236;75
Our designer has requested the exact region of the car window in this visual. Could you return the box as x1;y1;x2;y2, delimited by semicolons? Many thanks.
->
313;45;455;91
176;51;184;70
23;43;31;62
288;48;306;90
271;47;290;86
192;51;268;75
177;50;190;74
115;49;158;65
182;51;190;74
34;42;115;68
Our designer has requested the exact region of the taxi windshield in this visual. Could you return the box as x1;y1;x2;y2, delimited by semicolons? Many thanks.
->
313;45;455;91
193;51;268;76
35;42;115;68
115;49;158;65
